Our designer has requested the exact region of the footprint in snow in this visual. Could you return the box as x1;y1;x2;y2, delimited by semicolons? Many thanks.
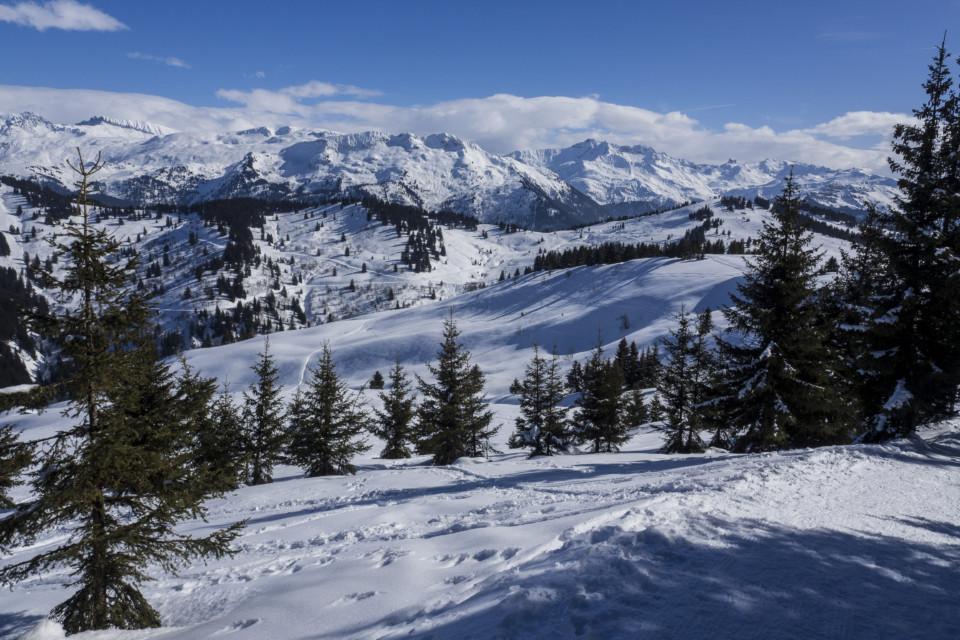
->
333;591;377;605
473;548;497;562
214;619;261;635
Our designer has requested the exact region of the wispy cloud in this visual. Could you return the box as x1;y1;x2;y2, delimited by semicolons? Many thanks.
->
127;52;190;69
0;0;126;31
0;84;908;174
244;71;266;80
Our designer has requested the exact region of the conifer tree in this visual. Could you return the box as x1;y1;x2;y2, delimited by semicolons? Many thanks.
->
288;343;370;475
242;339;287;484
714;171;850;452
508;344;570;456
194;383;248;491
0;149;242;634
657;306;706;453
416;309;497;465
851;40;960;439
572;337;630;452
371;358;416;459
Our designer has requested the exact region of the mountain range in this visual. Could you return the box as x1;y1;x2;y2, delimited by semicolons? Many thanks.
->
0;112;897;230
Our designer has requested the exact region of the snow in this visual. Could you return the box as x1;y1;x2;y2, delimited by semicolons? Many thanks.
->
4;421;958;639
2;249;958;639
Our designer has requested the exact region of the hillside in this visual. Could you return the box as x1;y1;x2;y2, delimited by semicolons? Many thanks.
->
0;177;853;385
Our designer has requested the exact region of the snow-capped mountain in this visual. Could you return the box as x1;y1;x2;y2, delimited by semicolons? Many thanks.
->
0;113;605;230
513;139;899;216
0;113;898;232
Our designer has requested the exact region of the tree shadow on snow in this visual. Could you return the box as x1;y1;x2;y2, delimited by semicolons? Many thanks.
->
350;515;960;640
0;610;45;639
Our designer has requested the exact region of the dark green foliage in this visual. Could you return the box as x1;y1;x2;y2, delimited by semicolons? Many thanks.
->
714;172;851;452
566;359;583;393
370;370;385;390
0;266;45;386
194;383;248;491
572;338;630;453
849;41;960;440
371;359;416;459
0;151;243;634
657;307;706;454
508;344;570;457
0;422;32;508
288;343;369;476
242;339;287;484
416;310;497;465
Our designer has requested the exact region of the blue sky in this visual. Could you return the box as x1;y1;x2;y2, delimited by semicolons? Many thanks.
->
0;0;957;171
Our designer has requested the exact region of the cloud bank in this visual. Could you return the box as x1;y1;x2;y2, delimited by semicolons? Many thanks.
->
0;82;907;174
0;0;126;31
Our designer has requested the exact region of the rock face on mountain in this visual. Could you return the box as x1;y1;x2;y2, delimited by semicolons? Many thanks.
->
0;113;895;229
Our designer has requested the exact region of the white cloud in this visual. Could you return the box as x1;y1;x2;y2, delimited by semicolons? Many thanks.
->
127;52;190;69
0;84;908;174
802;111;911;139
216;81;381;113
0;0;126;31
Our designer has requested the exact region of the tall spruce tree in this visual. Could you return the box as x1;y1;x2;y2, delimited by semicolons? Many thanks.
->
288;343;370;476
242;339;287;485
714;171;851;452
371;358;416;459
416;309;497;465
572;337;630;453
0;149;242;634
508;344;570;457
657;306;706;454
851;40;960;439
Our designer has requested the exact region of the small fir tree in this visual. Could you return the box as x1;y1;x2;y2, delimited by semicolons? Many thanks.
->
288;343;370;475
371;358;416;459
194;382;248;491
657;306;706;453
370;370;386;390
572;337;630;453
242;339;287;484
416;309;497;465
508;344;570;457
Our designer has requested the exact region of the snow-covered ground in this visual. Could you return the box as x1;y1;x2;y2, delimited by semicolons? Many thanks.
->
3;250;958;639
5;419;959;639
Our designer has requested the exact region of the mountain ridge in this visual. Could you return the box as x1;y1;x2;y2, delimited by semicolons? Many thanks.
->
0;112;896;228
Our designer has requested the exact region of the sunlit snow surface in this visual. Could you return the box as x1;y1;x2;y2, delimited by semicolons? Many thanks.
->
3;254;959;639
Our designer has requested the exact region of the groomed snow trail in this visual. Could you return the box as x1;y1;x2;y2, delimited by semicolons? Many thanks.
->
4;424;959;640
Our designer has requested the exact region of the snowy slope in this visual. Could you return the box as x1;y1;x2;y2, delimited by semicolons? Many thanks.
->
513;139;898;216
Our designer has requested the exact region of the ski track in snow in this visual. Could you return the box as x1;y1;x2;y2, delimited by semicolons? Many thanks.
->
3;426;959;640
